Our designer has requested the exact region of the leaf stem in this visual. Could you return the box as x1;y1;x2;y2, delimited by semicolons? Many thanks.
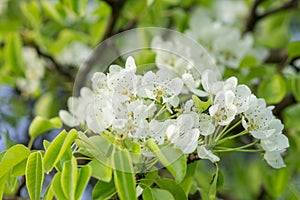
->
215;120;242;142
216;129;248;145
214;140;261;153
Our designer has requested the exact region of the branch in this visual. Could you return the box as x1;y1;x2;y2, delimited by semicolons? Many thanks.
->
245;0;265;33
244;0;299;33
259;0;298;20
73;0;128;96
273;94;296;118
187;153;200;164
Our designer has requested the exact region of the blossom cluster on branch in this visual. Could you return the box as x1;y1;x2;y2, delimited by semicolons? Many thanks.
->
60;50;289;169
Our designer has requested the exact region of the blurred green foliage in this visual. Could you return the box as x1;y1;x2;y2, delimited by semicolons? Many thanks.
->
0;0;300;199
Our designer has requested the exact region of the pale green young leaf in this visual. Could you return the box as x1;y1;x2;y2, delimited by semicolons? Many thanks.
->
209;164;219;200
6;173;18;193
179;162;197;196
43;183;54;200
0;144;30;179
43;129;78;173
20;1;41;29
43;140;72;172
75;165;91;200
155;178;187;200
92;179;116;200
113;147;136;200
61;156;78;200
5;33;24;76
25;151;44;200
41;1;65;25
29;116;62;138
52;172;67;200
287;41;300;58
146;138;187;183
0;174;8;200
11;159;27;177
76;133;111;165
258;74;286;104
88;159;112;182
143;187;175;200
264;168;290;198
291;74;300;102
192;95;211;113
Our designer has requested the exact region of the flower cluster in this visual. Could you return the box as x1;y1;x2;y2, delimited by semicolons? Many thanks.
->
185;8;268;71
60;55;289;169
17;47;45;96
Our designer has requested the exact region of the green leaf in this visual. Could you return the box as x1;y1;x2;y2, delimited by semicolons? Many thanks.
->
283;103;300;131
257;13;291;48
76;133;112;165
41;1;65;25
92;179;116;200
291;74;300;102
257;74;286;104
264;168;290;198
25;152;44;200
43;140;73;172
0;144;30;179
287;41;300;58
11;159;27;177
43;129;78;173
143;187;175;200
208;164;219;200
155;178;187;200
179;162;197;196
52;172;68;200
146;138;187;183
5;33;24;76
29;116;62;138
89;160;112;182
20;1;41;29
43;183;54;200
113;148;137;200
239;55;259;68
75;165;91;200
61;156;77;200
34;92;60;118
192;95;211;113
0;174;8;200
6;174;19;193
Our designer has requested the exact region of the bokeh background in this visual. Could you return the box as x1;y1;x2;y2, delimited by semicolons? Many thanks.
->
0;0;300;199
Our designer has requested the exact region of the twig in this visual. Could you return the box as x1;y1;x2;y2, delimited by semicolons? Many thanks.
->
244;0;299;33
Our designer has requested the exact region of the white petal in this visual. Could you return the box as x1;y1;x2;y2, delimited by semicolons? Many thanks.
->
125;56;136;72
166;124;179;143
197;145;220;163
261;134;289;151
178;129;200;154
199;121;215;136
168;77;183;95
264;150;286;169
59;110;79;127
250;129;275;139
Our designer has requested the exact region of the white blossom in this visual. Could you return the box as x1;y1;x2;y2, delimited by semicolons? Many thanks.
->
234;85;251;113
209;90;237;125
138;69;183;107
166;114;200;154
264;150;286;169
